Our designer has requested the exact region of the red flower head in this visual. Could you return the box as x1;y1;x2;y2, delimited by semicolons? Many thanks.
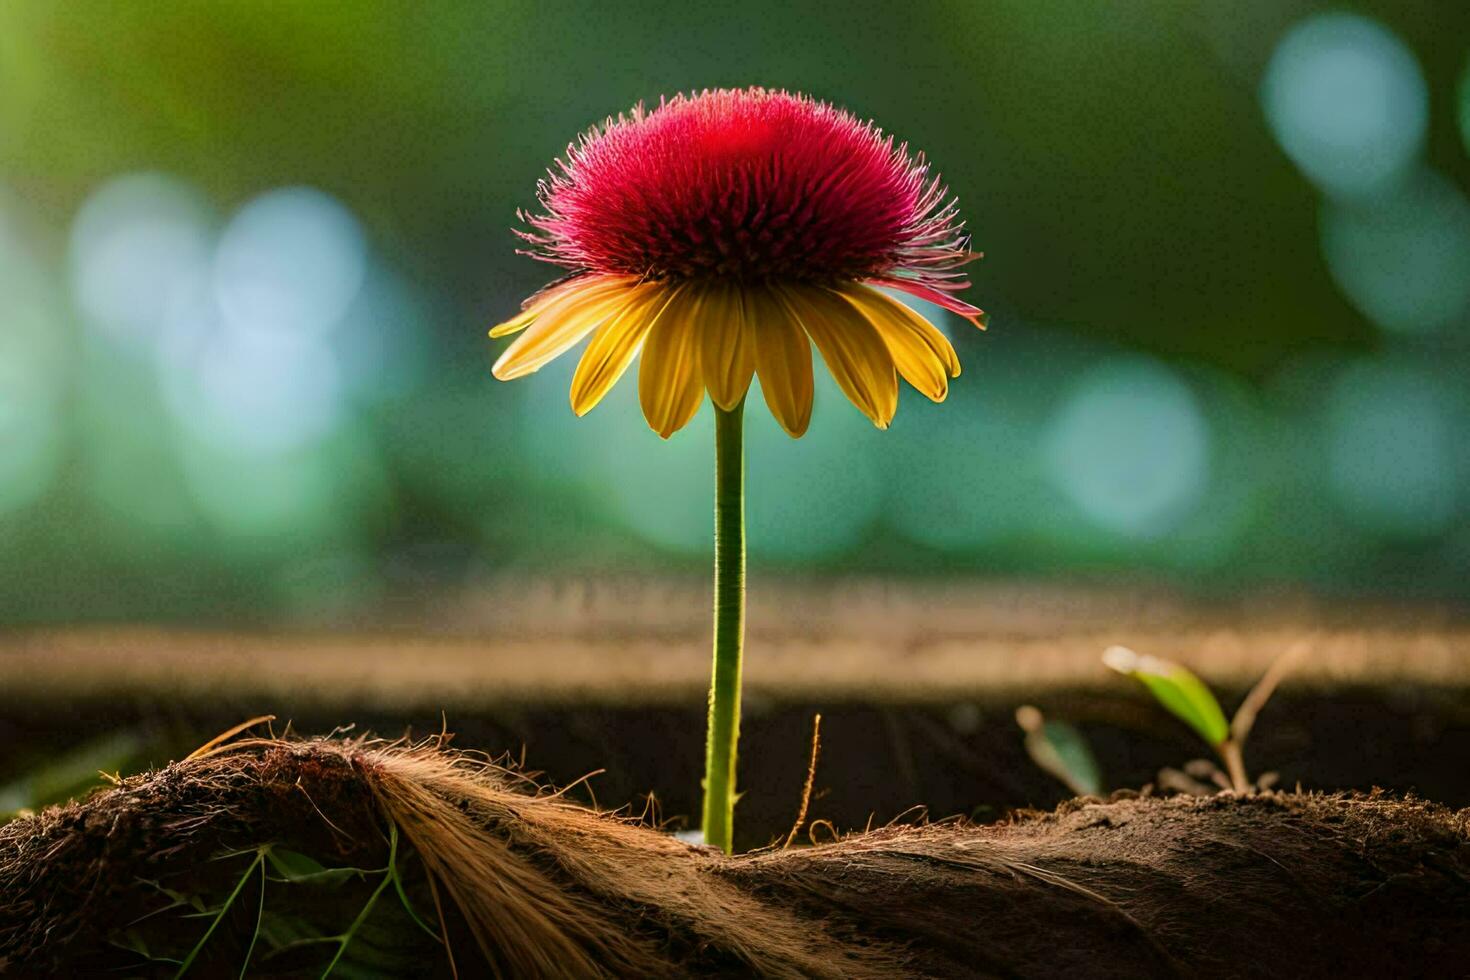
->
491;88;984;438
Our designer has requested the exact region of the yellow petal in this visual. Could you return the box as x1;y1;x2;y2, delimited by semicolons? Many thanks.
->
777;284;898;429
699;282;756;411
492;277;640;380
570;283;679;416
745;286;813;437
489;304;540;339
836;284;960;402
639;288;705;438
489;274;633;339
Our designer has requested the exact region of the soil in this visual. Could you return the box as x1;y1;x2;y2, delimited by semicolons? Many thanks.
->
4;584;1468;974
3;738;1468;978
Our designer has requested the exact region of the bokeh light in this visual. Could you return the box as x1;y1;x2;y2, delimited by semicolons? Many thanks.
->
168;323;346;455
1322;359;1466;540
1043;355;1210;539
1261;13;1426;199
1320;169;1470;336
141;186;381;543
62;176;397;577
213;186;367;338
68;174;214;347
6;1;1470;617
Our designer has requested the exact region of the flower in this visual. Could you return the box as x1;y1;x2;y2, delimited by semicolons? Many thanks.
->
490;87;984;438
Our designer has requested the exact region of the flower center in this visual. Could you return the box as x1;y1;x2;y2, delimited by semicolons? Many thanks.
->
521;89;962;287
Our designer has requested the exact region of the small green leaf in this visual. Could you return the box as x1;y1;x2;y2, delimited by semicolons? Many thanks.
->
1016;706;1103;797
266;847;365;885
108;929;184;965
1103;646;1230;747
123;879;207;931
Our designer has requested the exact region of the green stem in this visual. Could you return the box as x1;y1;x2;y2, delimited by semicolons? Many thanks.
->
702;399;746;853
321;824;402;978
175;849;264;979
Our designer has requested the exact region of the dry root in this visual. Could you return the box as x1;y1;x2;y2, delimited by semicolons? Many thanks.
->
3;737;1469;978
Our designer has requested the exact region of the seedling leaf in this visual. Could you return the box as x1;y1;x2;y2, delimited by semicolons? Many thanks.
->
1103;646;1229;747
266;847;365;885
1016;706;1103;797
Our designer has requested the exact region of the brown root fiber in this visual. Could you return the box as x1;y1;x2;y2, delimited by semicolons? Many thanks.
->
3;738;1469;978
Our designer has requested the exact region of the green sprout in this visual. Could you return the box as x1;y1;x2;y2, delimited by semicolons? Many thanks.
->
1014;705;1103;798
1103;642;1305;794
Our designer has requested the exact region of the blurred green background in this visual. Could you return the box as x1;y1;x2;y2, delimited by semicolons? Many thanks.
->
3;0;1470;623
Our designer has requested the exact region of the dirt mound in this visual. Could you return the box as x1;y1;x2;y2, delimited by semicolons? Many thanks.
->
3;737;1468;977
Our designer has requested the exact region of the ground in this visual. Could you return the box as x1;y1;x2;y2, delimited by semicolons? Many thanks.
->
3;580;1470;974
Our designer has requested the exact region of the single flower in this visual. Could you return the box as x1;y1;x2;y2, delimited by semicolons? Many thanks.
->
489;87;984;437
486;87;986;854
